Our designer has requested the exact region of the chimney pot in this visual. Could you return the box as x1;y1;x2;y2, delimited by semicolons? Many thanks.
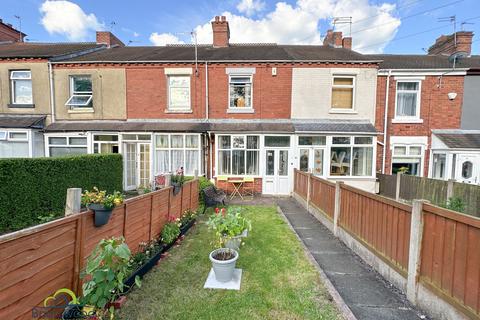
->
215;16;220;22
342;37;352;50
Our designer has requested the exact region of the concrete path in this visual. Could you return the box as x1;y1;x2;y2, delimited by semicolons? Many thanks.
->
277;198;427;320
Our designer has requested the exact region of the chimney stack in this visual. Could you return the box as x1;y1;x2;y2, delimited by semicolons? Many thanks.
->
96;31;125;48
211;16;230;47
0;19;25;43
428;31;473;56
323;29;352;49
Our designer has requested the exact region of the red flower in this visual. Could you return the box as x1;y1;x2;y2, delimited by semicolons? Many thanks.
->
221;208;226;217
215;207;220;215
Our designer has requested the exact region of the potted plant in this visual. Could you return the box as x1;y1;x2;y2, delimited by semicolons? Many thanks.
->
82;187;124;227
209;247;239;283
137;183;152;195
81;237;140;319
171;167;184;195
207;207;251;251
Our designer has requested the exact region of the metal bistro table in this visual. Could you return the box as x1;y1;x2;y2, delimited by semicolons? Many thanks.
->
229;179;244;200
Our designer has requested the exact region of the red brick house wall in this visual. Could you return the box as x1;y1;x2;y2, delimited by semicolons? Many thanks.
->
375;75;464;176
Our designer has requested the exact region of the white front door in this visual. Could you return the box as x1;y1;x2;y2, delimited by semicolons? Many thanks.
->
455;154;480;184
124;142;151;190
263;149;290;195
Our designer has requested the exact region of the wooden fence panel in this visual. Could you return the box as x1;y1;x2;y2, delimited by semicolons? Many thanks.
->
294;170;309;200
377;174;396;198
310;176;335;219
181;182;192;213
339;184;411;273
419;204;480;318
0;179;199;320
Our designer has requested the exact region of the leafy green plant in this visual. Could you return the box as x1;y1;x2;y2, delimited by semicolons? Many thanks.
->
198;176;214;208
81;237;140;317
207;207;251;247
37;212;58;224
0;154;122;233
442;197;466;213
179;209;197;226
129;239;163;272
81;187;124;209
161;219;181;245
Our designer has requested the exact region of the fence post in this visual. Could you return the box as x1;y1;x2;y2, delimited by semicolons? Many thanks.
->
406;199;425;304
395;172;402;201
446;179;455;200
65;188;82;216
306;172;312;211
333;181;342;236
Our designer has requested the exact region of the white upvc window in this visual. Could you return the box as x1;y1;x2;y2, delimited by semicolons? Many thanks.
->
391;144;423;176
65;75;93;108
154;133;201;176
217;135;259;176
331;75;355;110
329;136;374;177
167;75;191;111
47;135;88;157
93;134;119;154
229;75;253;109
0;130;30;158
10;70;33;105
298;136;326;176
395;80;421;120
431;152;447;180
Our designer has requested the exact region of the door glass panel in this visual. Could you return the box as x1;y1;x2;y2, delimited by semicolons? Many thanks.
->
299;149;309;172
462;161;473;179
266;150;275;176
139;144;150;187
278;150;288;176
125;144;137;188
313;149;323;175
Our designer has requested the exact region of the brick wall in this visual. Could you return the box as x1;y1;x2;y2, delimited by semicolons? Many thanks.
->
376;75;464;176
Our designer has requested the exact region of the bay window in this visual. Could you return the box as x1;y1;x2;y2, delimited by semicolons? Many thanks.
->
330;136;373;176
10;70;33;105
218;135;259;176
229;76;252;109
395;81;420;119
155;134;201;175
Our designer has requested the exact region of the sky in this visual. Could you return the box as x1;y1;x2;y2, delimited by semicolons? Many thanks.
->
1;0;479;54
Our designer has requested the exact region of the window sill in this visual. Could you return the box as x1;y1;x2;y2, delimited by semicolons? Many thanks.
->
227;108;255;114
8;103;35;108
165;109;193;114
329;109;357;114
68;108;94;114
391;118;423;124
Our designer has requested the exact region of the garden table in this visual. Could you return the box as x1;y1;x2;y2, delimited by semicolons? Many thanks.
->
229;179;244;200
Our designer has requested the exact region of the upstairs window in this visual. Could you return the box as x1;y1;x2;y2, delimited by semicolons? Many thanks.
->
229;75;252;109
168;76;191;111
395;81;420;119
10;70;32;105
331;76;354;110
66;75;93;108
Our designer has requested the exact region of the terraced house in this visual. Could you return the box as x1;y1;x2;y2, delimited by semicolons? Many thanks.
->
1;16;478;191
42;16;381;194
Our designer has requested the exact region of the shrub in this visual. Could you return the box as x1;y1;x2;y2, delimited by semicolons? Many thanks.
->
442;197;466;213
0;154;122;233
161;219;181;245
198;176;214;206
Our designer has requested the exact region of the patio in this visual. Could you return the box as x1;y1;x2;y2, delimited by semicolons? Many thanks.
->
115;205;340;319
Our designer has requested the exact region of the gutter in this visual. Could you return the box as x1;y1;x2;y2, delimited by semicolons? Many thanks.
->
48;61;55;123
51;59;383;65
382;69;392;174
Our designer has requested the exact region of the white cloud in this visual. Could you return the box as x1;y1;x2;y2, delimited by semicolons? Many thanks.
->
237;0;266;16
40;0;103;41
178;0;400;53
149;32;185;46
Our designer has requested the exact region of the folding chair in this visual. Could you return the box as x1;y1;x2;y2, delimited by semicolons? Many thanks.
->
242;177;255;199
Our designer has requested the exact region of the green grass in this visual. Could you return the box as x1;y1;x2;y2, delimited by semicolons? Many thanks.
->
116;206;340;320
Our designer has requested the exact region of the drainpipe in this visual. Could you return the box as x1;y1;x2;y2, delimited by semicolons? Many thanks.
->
48;61;56;123
205;61;209;120
382;69;392;174
208;131;213;181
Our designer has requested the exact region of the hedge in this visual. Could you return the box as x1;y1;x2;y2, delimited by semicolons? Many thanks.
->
0;154;123;234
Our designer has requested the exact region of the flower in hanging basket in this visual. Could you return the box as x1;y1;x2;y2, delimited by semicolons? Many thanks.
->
81;187;124;227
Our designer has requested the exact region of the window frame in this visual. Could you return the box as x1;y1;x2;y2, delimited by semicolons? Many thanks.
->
154;133;202;175
394;80;421;121
330;75;356;111
10;70;33;105
65;75;93;108
167;75;191;111
228;74;253;110
391;144;424;176
216;134;260;177
46;134;89;157
328;135;374;177
93;134;119;154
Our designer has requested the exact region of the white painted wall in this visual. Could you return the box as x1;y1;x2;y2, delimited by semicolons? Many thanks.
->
291;67;377;122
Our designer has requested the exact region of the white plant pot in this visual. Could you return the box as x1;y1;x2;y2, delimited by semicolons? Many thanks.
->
209;248;239;282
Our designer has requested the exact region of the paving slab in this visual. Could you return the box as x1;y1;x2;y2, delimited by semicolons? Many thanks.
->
277;198;427;320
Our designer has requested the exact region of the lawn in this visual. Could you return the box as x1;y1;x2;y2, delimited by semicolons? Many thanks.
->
116;206;340;320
